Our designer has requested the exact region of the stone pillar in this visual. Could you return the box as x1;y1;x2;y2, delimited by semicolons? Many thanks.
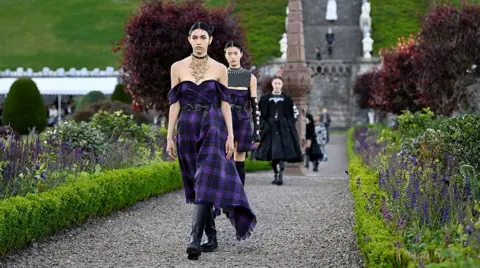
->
281;0;313;175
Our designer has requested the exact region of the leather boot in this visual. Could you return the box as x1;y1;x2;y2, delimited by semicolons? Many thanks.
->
276;161;284;185
200;206;218;252
271;173;279;184
186;204;208;260
271;162;279;184
235;161;246;186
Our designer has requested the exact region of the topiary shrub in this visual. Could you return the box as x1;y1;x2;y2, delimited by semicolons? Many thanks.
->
67;100;151;125
3;77;47;135
111;84;132;104
76;91;106;110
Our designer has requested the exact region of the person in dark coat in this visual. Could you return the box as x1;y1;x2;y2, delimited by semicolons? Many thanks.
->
166;22;257;260
255;76;303;185
305;113;323;171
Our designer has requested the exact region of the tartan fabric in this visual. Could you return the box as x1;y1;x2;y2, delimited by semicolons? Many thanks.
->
168;80;257;240
230;89;255;152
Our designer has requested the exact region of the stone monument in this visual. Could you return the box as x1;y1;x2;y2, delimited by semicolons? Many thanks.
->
281;0;313;175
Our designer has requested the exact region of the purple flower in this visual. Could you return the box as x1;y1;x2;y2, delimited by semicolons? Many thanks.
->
40;171;46;180
466;224;472;235
410;155;417;166
35;162;40;170
381;196;392;221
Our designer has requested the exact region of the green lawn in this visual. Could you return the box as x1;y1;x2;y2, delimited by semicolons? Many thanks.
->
0;0;141;70
370;0;429;54
0;0;287;70
370;0;475;54
234;0;288;66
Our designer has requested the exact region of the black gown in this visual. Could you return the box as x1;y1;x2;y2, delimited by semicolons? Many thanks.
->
255;92;303;163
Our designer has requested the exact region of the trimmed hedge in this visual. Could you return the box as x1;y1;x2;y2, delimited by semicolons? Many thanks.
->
346;127;414;267
0;162;182;256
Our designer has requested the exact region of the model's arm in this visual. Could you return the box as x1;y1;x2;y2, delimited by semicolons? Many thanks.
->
249;74;261;142
167;63;181;140
218;65;233;138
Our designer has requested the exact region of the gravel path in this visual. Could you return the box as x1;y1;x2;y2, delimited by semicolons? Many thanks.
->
0;134;363;268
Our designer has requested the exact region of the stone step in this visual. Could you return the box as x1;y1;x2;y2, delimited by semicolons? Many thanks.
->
303;0;362;26
304;25;363;61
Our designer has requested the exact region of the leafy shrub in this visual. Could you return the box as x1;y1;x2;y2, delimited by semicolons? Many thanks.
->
42;120;108;156
76;91;106;110
90;110;155;149
68;100;151;124
111;84;132;104
3;77;47;135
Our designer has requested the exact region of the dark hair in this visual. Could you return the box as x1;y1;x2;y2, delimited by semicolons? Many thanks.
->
224;41;243;53
306;113;314;122
189;22;213;36
272;75;283;81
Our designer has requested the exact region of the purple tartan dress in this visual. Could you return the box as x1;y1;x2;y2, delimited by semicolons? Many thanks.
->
231;89;255;152
168;79;257;240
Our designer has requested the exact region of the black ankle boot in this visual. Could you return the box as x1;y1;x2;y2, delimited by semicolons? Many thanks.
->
235;161;246;186
271;173;278;184
276;170;283;185
200;206;218;252
276;161;284;185
187;204;208;260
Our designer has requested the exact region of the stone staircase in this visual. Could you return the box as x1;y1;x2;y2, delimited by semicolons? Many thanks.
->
303;0;363;60
302;0;364;129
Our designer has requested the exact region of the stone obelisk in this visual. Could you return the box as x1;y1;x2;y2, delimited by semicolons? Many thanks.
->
282;0;313;175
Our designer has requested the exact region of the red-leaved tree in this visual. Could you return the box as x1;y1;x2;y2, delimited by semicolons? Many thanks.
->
414;2;480;116
113;0;251;113
370;36;425;114
353;68;379;109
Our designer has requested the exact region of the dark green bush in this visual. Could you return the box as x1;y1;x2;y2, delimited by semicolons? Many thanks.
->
3;77;47;134
68;100;151;125
111;84;132;104
76;91;106;110
0;161;182;256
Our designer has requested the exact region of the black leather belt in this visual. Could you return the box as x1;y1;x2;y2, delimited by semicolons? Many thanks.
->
181;104;216;111
230;104;246;110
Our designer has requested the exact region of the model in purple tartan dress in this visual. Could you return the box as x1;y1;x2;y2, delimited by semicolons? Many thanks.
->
230;89;255;152
168;79;257;241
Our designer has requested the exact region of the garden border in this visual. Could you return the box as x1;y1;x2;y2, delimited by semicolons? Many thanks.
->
347;127;415;267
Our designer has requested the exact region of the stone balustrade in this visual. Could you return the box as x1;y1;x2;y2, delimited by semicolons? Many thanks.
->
0;67;121;77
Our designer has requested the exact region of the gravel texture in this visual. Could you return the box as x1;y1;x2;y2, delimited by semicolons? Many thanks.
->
0;134;363;268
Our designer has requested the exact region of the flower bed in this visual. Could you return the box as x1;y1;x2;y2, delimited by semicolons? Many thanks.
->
348;110;480;266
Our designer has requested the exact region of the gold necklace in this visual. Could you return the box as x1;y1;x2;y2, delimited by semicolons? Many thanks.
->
189;54;209;83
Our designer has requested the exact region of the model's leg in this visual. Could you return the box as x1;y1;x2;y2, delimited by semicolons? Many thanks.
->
271;160;279;184
234;142;247;186
186;204;209;260
200;204;218;252
313;160;319;172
